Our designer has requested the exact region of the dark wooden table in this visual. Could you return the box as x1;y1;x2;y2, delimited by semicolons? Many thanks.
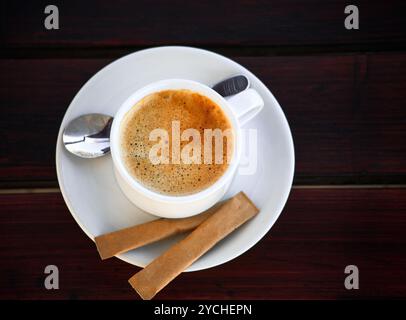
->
1;0;405;300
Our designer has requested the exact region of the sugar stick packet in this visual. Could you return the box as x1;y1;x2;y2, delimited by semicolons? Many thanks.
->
128;192;259;300
95;204;221;260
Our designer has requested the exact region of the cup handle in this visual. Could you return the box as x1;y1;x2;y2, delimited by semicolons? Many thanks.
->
225;88;264;126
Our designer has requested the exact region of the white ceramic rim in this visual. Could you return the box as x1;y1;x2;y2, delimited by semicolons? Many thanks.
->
56;46;295;271
110;79;242;203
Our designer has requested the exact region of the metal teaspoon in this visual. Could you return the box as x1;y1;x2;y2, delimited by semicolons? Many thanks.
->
63;75;250;158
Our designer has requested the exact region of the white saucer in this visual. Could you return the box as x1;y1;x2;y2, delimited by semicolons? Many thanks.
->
56;46;295;272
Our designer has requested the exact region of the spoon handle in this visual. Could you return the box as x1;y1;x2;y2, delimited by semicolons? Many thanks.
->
212;75;250;97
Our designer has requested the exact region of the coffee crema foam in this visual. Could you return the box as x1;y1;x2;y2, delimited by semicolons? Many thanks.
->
120;89;233;196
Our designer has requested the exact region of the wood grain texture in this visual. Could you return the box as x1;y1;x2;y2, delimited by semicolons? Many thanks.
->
1;0;404;302
238;53;406;184
1;0;405;49
1;53;405;186
0;189;405;299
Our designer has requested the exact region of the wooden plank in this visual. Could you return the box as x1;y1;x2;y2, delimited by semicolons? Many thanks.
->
0;59;110;185
1;1;405;49
0;189;405;299
238;53;406;184
1;52;405;186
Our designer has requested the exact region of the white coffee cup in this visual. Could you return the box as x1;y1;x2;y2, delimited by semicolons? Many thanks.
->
110;79;263;218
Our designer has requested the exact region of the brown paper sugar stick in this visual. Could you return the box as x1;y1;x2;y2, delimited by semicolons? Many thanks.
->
95;204;220;260
128;191;259;300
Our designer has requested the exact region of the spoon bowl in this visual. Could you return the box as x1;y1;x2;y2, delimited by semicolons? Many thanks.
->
63;113;113;158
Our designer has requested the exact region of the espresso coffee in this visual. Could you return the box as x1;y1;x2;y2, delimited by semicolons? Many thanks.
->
120;89;233;196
